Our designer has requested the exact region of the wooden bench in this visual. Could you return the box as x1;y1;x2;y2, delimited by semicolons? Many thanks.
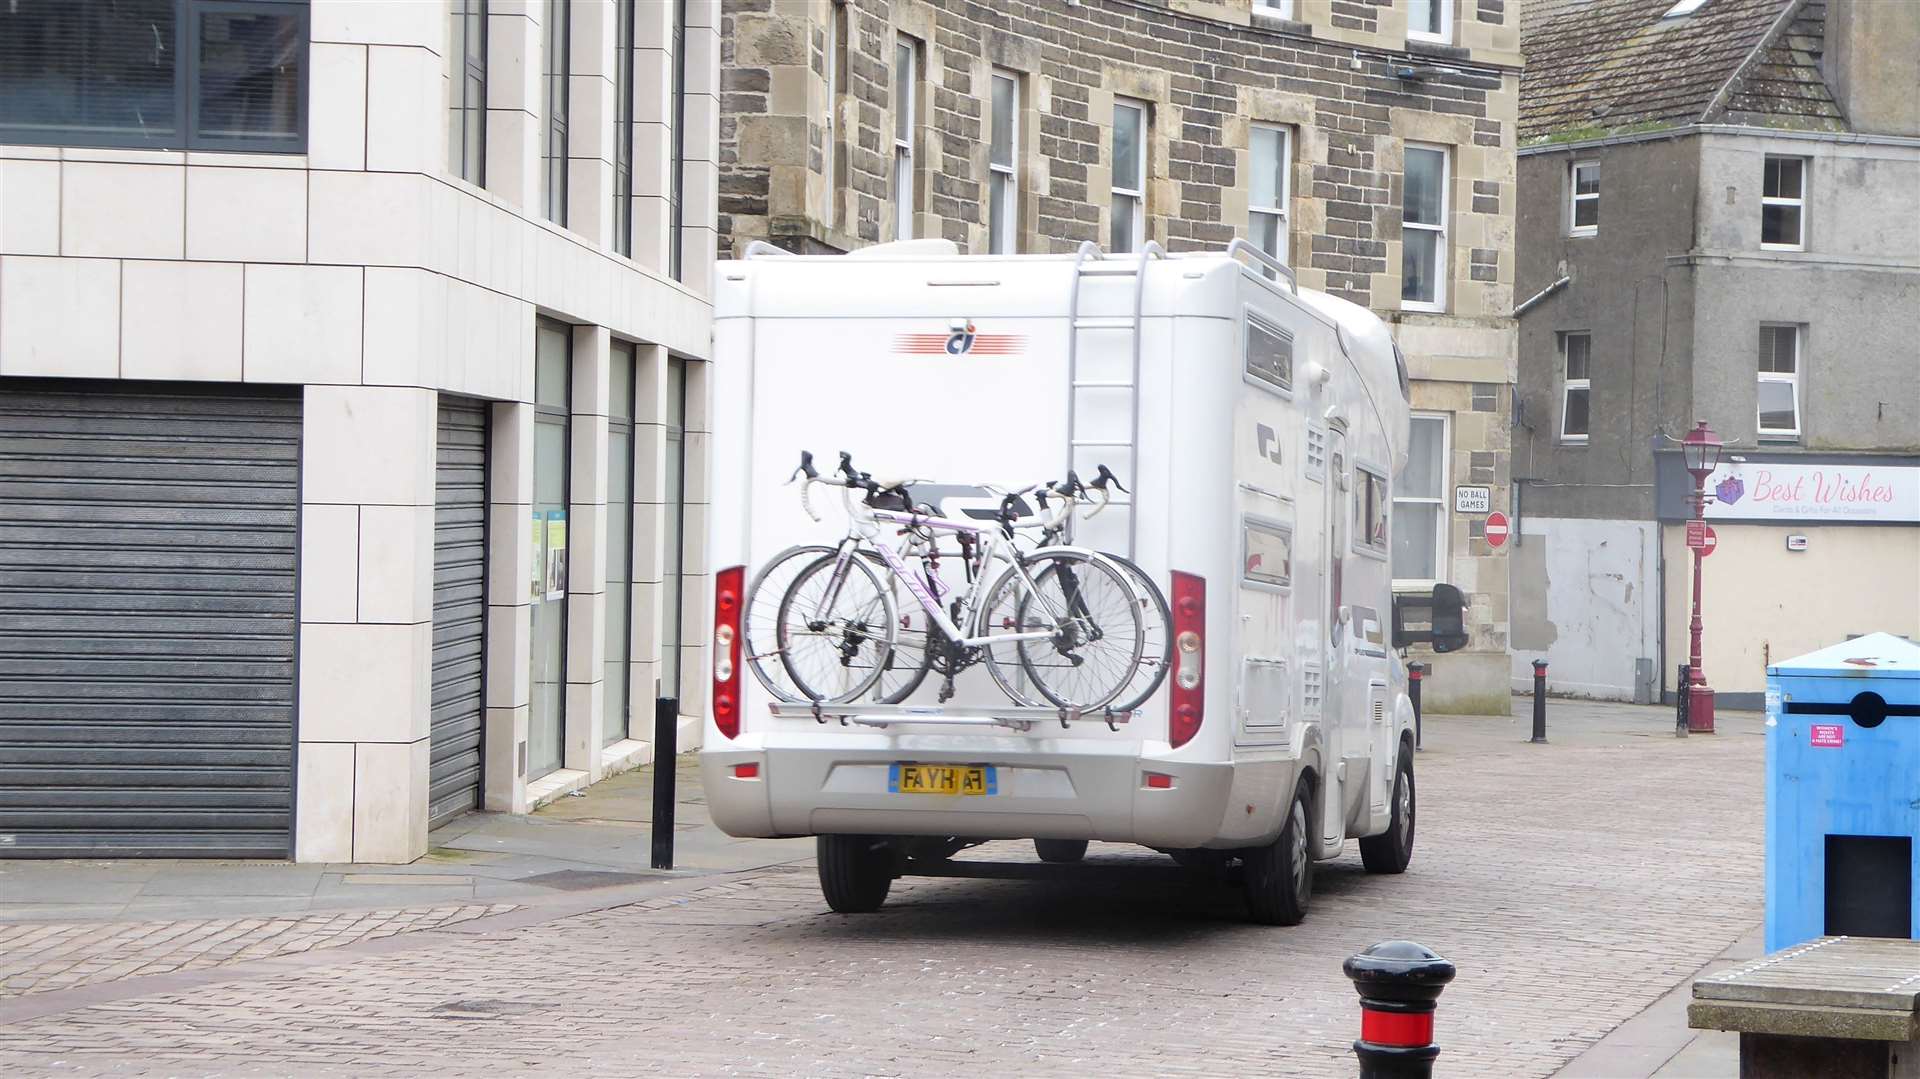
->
1690;936;1920;1078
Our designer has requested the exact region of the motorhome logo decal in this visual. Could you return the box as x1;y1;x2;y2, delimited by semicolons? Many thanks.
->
894;320;1026;357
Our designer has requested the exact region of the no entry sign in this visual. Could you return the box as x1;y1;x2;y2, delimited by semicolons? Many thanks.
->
1484;511;1510;549
1687;521;1718;556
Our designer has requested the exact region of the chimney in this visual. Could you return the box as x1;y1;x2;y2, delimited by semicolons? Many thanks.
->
1821;0;1920;137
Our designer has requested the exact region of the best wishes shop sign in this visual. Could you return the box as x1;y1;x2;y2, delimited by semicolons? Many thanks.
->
1703;461;1920;523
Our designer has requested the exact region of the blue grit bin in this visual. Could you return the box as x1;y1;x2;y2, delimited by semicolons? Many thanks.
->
1765;632;1920;952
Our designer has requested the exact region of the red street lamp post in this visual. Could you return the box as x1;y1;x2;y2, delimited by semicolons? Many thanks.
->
1682;421;1723;734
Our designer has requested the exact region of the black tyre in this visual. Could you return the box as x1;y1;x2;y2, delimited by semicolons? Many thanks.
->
744;544;837;702
1033;838;1089;863
1096;553;1173;716
1243;781;1313;926
817;834;896;913
1359;743;1416;874
776;553;898;704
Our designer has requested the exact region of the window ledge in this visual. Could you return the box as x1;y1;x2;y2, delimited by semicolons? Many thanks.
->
1560;437;1591;447
1251;11;1312;36
1569;227;1598;238
1760;243;1807;253
1406;36;1464;58
1400;301;1447;315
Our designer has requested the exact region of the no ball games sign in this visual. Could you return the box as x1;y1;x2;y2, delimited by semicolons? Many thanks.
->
1455;486;1491;514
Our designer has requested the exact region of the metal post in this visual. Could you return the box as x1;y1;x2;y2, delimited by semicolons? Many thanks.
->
1530;659;1548;744
1344;940;1457;1079
1687;477;1716;734
1676;665;1691;739
1408;663;1424;751
650;696;679;870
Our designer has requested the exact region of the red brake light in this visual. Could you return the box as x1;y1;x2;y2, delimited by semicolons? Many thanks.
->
1169;570;1204;749
733;762;760;779
1144;772;1174;789
712;565;745;739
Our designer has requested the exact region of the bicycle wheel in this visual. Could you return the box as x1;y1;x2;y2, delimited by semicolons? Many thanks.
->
864;551;936;704
776;550;900;704
981;549;1144;711
1098;552;1172;715
744;544;837;702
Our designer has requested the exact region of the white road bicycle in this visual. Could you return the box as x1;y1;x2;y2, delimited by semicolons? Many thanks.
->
764;451;1149;712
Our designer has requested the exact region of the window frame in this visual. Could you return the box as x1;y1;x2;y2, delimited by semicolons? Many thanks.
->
448;0;488;185
1757;323;1804;441
1568;159;1598;237
1249;122;1291;267
667;0;688;279
611;0;634;255
542;0;571;227
1401;141;1450;313
1242;515;1295;592
1408;0;1453;44
1391;412;1450;589
893;33;920;241
1353;462;1391;560
988;69;1019;255
1761;154;1807;251
1111;97;1148;254
0;0;311;154
1559;331;1592;445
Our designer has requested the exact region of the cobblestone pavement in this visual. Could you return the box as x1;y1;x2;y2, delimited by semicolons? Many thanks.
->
0;905;516;999
0;706;1763;1077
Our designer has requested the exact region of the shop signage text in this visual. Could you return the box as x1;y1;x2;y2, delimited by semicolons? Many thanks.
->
1704;462;1920;523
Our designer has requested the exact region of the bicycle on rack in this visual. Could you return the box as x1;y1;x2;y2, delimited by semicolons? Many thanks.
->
760;451;1149;712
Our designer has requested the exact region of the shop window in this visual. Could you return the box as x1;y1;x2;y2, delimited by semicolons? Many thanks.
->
605;342;637;746
530;319;573;779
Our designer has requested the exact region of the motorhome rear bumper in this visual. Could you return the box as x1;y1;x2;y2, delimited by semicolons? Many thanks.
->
702;736;1240;849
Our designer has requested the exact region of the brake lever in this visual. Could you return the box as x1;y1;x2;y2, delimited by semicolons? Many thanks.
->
788;449;819;484
1091;464;1128;494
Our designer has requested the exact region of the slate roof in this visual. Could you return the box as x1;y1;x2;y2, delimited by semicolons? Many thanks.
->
1520;0;1846;143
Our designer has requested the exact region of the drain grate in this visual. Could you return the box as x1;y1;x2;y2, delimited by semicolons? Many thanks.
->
515;869;655;891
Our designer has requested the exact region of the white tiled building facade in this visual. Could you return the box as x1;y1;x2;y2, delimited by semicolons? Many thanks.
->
0;0;719;862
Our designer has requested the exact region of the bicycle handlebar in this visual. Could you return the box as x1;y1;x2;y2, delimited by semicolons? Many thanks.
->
787;450;1128;533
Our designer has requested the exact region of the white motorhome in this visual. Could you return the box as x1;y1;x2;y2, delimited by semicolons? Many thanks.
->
702;239;1466;924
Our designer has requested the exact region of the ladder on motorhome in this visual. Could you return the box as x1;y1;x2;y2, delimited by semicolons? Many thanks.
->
1065;241;1163;558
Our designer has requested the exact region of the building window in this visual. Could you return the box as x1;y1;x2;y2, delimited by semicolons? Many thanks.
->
1392;414;1449;585
1762;155;1806;250
1401;143;1449;311
1355;466;1390;555
893;34;919;241
1252;0;1295;17
605;341;637;746
530;319;573;780
0;0;308;153
1560;332;1591;443
448;1;487;184
1569;160;1598;236
611;0;634;256
824;2;845;230
1758;324;1803;440
1250;123;1290;266
1408;0;1452;43
988;70;1019;254
1111;98;1147;253
542;0;570;227
661;358;690;698
668;0;687;279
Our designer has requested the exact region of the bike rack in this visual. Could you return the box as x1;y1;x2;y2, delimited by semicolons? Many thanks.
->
768;701;1135;733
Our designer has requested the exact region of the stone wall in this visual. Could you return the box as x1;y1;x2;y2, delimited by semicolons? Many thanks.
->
718;0;1520;711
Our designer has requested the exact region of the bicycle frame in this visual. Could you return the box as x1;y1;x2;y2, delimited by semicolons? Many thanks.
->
808;501;1068;650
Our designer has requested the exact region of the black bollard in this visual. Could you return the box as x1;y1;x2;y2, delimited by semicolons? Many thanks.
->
1408;663;1425;751
1675;664;1691;739
650;696;679;870
1344;940;1457;1079
1530;659;1548;744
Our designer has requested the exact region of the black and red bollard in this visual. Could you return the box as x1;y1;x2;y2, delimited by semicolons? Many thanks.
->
1408;663;1425;751
1344;940;1457;1079
1529;659;1549;744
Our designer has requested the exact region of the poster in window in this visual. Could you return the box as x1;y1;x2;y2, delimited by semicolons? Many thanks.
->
530;510;547;602
544;510;569;602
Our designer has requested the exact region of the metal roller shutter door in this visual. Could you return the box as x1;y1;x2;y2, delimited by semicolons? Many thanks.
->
429;397;487;831
0;381;300;858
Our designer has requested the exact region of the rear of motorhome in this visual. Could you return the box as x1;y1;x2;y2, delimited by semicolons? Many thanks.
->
702;239;1466;924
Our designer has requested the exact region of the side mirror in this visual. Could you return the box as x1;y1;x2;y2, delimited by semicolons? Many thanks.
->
1392;583;1470;654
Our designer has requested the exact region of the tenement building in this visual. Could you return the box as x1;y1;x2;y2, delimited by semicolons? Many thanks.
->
1513;0;1919;706
720;0;1523;713
0;0;719;861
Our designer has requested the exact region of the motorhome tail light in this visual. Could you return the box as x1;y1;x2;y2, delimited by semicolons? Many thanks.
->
1144;772;1174;790
732;762;760;780
712;565;746;739
1169;571;1205;749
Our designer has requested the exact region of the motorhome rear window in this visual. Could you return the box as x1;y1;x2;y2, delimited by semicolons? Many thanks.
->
1245;316;1293;394
1243;519;1293;587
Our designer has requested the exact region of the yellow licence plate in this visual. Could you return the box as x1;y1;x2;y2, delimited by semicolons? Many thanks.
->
889;763;997;796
